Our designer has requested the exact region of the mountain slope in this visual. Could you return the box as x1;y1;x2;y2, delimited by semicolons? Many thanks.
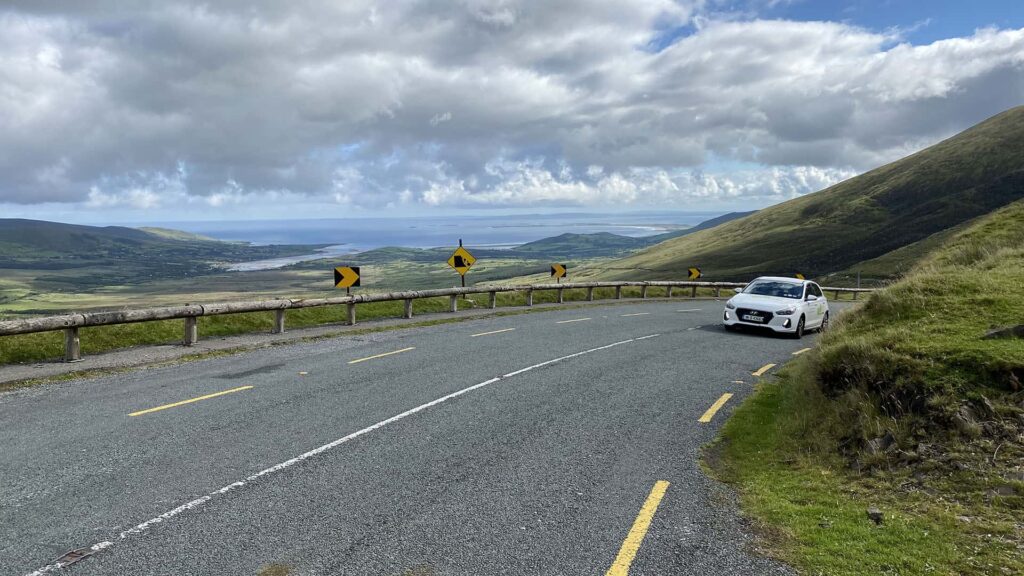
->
585;106;1024;281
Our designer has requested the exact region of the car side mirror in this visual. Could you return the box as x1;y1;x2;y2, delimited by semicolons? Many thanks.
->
733;287;743;294
806;294;819;302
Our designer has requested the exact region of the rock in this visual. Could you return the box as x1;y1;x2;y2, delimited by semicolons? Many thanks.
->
866;507;884;525
983;325;1024;339
1008;470;1024;482
956;515;972;523
990;485;1016;497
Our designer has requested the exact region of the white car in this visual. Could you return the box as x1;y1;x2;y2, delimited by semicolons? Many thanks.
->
722;276;829;338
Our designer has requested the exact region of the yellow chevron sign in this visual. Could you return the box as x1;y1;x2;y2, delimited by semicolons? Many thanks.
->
334;266;361;288
794;273;805;280
550;263;567;279
688;267;702;280
447;246;476;276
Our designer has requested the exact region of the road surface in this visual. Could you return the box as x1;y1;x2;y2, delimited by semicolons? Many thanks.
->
0;300;837;575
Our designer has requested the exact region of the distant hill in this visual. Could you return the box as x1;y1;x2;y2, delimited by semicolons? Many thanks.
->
585;106;1024;281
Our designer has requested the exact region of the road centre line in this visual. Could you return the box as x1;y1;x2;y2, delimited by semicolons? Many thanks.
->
698;393;734;423
751;363;776;377
621;312;650;317
792;347;812;356
676;308;702;312
348;347;415;364
26;333;662;576
605;480;671;576
556;317;591;324
470;328;516;337
128;386;253;417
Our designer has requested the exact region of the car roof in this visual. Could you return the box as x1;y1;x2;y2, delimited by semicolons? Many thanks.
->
752;276;809;284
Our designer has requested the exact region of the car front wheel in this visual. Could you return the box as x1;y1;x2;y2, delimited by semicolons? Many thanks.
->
792;315;805;339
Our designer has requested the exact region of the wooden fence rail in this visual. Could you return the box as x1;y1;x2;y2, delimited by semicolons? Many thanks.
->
0;281;876;362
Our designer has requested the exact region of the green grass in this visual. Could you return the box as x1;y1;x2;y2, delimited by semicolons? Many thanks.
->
584;106;1024;283
711;199;1024;574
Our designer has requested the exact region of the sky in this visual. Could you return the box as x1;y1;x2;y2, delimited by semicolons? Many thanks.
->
1;0;1022;223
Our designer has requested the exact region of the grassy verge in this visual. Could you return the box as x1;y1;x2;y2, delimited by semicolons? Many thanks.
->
709;200;1024;575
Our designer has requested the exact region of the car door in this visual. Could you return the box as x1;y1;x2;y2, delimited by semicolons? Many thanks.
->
807;283;826;327
802;283;821;326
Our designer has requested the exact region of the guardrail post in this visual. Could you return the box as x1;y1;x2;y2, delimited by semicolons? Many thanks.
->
449;294;458;312
853;291;858;301
714;288;721;298
834;290;840;300
272;310;286;334
488;292;497;309
557;288;564;304
526;290;533;306
586;287;594;301
666;286;673;298
184;317;198;346
63;327;81;362
690;286;697;298
640;285;648;299
347;303;356;326
404;298;414;319
615;286;622;299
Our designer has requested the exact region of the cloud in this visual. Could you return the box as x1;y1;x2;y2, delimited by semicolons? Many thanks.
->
0;2;1022;213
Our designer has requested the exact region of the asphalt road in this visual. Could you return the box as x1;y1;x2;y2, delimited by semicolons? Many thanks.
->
0;300;840;575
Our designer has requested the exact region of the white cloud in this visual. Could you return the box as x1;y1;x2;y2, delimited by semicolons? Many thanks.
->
0;2;1021;213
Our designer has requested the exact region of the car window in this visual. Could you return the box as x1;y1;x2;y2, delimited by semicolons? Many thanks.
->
810;284;823;297
743;280;803;299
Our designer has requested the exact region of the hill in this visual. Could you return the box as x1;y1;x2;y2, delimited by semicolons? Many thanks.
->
585;106;1024;282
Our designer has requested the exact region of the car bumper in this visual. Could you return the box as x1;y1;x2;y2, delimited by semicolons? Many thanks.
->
723;309;799;333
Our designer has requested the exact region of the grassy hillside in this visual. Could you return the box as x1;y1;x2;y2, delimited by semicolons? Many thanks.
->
586;106;1024;282
712;198;1024;574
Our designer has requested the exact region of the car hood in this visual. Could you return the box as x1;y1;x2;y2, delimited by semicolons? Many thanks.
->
728;293;801;311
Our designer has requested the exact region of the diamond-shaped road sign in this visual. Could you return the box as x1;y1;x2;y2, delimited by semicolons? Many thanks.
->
688;267;702;280
550;263;567;279
794;273;806;280
447;246;476;276
334;266;360;288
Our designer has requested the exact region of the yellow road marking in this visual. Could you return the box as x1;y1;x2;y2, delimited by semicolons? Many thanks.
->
471;328;516;337
606;480;671;576
752;363;776;377
698;393;734;423
792;347;812;356
556;318;591;324
621;312;650;317
129;386;253;417
348;347;416;364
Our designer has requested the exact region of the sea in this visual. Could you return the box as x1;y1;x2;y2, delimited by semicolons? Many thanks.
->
153;211;721;271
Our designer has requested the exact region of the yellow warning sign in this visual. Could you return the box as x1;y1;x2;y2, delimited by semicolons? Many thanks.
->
551;263;567;279
688;267;702;280
334;266;361;288
794;273;805;280
447;246;476;276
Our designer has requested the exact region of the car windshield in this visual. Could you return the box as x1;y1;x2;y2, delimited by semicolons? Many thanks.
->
743;280;803;299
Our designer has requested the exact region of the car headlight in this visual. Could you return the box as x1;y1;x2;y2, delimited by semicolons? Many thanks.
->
725;299;736;309
775;306;797;315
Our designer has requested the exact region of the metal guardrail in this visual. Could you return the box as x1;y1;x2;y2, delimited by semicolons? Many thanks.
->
0;281;875;362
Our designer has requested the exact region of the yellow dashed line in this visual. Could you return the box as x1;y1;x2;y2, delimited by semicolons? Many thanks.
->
698;393;734;423
752;363;776;377
129;386;253;417
348;347;416;364
605;480;671;576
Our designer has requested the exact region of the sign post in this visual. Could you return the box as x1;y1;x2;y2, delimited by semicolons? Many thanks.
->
446;239;476;291
551;263;567;283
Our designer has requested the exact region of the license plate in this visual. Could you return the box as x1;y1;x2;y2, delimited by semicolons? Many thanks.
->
742;314;764;322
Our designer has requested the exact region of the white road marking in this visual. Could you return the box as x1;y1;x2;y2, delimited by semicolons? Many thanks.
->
24;333;662;576
687;325;702;331
556;317;591;324
676;308;702;312
621;312;650;317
